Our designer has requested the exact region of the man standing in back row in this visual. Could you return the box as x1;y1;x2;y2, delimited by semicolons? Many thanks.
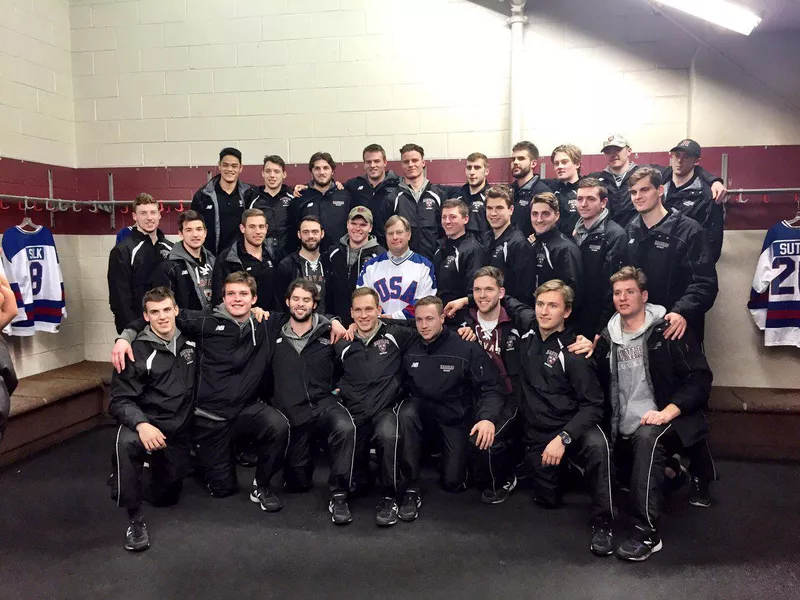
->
510;141;552;239
247;154;295;261
345;144;400;248
191;147;251;256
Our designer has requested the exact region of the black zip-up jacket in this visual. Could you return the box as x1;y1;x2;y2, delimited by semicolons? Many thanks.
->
664;175;724;263
532;227;583;307
597;319;712;448
346;171;400;247
543;178;580;236
384;180;448;260
152;242;215;311
275;251;333;314
120;306;272;421
574;215;628;336
510;175;552;238
483;225;535;302
327;235;386;323
190;175;251;255
110;327;196;437
402;327;506;426
335;322;416;425
267;313;339;426
107;228;173;333
626;208;718;330
451;183;491;239
246;184;295;260
505;298;605;441
588;164;721;229
433;232;488;305
211;238;277;310
293;182;352;253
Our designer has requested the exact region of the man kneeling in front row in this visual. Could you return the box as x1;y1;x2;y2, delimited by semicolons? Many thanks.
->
109;287;195;551
597;267;713;561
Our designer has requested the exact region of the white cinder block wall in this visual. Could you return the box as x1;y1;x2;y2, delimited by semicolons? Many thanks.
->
0;0;75;167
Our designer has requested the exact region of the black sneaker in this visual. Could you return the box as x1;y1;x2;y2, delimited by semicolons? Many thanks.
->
398;490;422;522
375;497;399;527
480;476;518;505
689;477;712;507
590;523;614;557
328;492;353;525
250;480;283;513
616;526;662;561
124;518;150;552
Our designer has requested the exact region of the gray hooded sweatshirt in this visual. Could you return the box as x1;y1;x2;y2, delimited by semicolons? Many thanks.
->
281;313;332;355
607;303;666;436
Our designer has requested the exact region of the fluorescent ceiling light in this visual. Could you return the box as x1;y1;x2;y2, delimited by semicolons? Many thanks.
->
652;0;763;35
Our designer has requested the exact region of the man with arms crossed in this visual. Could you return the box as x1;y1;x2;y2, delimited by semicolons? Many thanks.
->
358;215;437;319
109;287;194;552
152;210;215;311
597;267;713;561
112;273;291;514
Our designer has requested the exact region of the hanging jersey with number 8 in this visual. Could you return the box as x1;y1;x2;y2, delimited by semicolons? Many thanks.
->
748;221;800;347
1;225;67;336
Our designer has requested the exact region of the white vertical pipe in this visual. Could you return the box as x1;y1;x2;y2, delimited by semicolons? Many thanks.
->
508;0;528;148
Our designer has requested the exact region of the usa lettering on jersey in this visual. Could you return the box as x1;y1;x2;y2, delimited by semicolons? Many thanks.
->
748;221;800;347
358;251;437;319
1;225;67;336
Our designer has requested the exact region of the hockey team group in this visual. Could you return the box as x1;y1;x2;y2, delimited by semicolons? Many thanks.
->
4;135;757;561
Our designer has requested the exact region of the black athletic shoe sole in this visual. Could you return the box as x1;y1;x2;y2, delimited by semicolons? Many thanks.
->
616;539;663;561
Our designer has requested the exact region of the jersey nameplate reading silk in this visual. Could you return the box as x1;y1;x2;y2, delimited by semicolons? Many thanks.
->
748;221;800;347
1;225;66;336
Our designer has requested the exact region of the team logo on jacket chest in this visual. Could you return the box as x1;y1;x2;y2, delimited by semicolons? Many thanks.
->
654;240;670;250
440;363;455;373
506;336;517;352
374;338;391;355
319;337;331;346
492;246;504;259
471;201;484;213
422;198;436;210
332;199;345;207
180;348;195;364
444;255;457;269
544;349;560;368
282;197;292;206
589;243;602;252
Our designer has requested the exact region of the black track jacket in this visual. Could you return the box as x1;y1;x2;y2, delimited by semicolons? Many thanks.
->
433;232;488;305
110;327;196;437
510;175;552;238
484;225;535;302
107;228;173;333
211;239;277;310
246;184;295;260
335;322;416;425
402;327;506;427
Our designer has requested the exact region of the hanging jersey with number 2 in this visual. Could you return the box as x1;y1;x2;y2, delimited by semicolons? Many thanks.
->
748;221;800;347
1;225;67;336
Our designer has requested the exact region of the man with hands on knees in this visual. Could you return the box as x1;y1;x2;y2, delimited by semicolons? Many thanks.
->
108;287;196;552
596;267;714;561
397;296;507;520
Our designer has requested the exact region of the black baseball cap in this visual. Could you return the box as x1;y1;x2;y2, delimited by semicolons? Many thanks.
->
670;139;701;158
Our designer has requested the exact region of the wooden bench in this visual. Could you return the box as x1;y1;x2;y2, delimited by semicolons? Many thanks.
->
1;361;113;466
709;387;800;461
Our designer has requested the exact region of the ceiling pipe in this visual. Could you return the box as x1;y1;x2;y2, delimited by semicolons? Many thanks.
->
507;0;528;148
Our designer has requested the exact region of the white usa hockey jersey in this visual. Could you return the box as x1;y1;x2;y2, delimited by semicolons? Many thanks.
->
748;221;800;347
357;251;437;319
2;225;66;336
